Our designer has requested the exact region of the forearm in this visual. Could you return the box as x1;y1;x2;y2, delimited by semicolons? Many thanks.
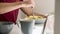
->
20;7;33;16
23;0;35;8
0;1;33;14
0;3;22;14
0;0;34;8
20;7;48;18
0;5;20;14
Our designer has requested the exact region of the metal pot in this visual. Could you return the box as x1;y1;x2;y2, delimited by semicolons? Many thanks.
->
0;22;13;34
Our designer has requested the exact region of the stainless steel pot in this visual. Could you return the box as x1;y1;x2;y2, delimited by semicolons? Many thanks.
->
0;22;13;34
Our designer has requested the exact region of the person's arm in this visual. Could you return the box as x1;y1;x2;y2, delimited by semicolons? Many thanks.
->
20;0;47;17
20;0;35;15
23;0;35;8
0;1;33;14
0;2;22;14
20;7;48;18
20;7;33;16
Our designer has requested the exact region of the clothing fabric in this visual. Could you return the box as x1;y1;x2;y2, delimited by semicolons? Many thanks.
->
0;0;23;24
0;0;23;3
0;9;19;24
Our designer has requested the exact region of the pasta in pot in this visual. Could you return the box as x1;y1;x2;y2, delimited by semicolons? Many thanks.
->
25;16;44;20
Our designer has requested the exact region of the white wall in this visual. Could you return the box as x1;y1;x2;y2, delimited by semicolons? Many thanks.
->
33;0;55;14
